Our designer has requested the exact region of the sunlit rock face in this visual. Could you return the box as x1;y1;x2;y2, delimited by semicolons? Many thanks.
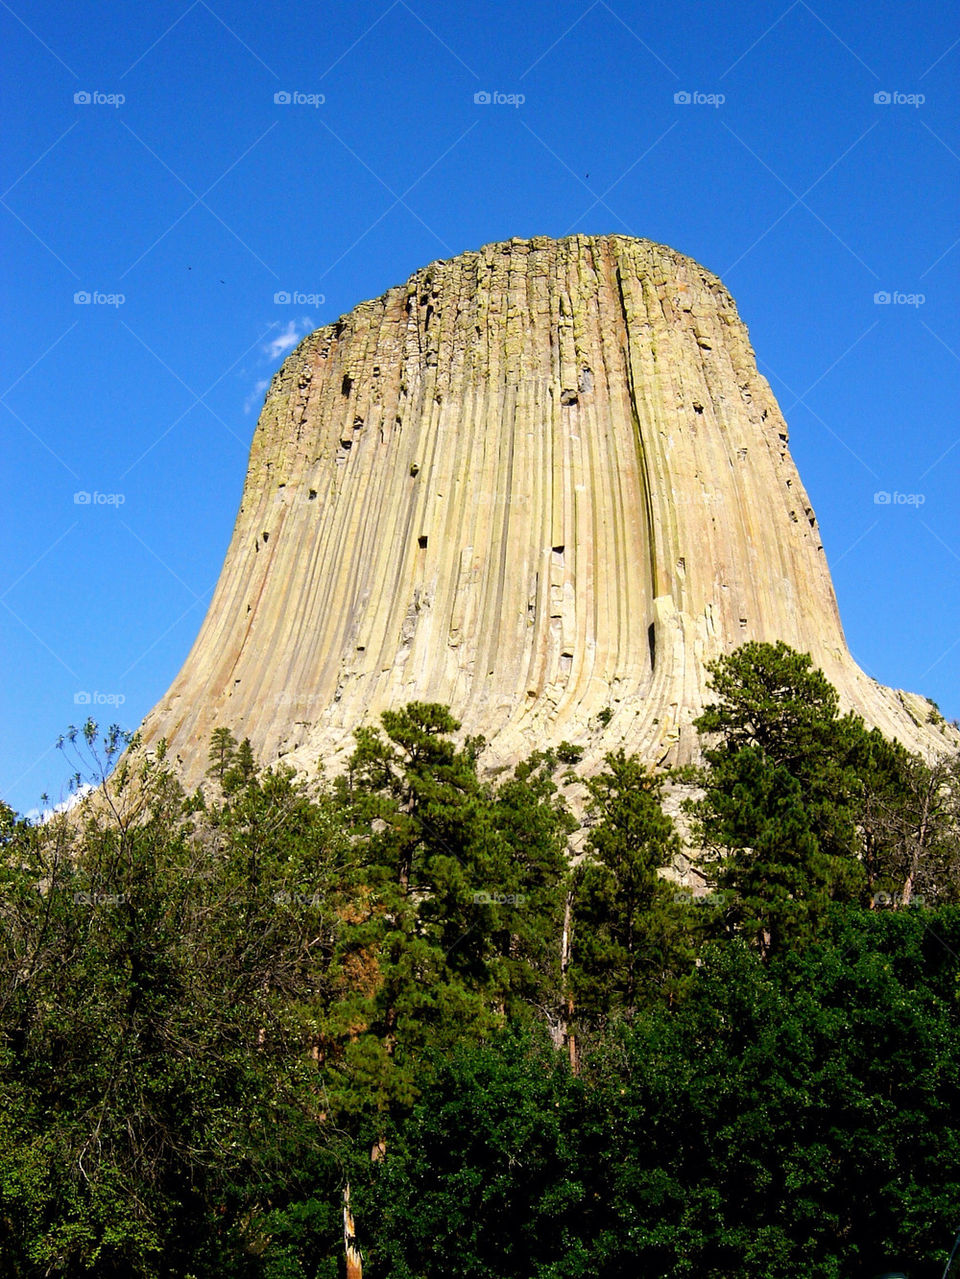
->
138;234;951;785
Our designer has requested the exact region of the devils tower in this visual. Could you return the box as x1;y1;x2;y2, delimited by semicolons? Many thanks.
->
138;234;951;785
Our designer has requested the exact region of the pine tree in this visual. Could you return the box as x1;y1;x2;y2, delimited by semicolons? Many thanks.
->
568;750;693;1031
692;643;867;955
223;736;256;794
325;705;571;1118
206;725;238;784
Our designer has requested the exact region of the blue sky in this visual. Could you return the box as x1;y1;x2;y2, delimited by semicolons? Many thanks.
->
2;0;958;814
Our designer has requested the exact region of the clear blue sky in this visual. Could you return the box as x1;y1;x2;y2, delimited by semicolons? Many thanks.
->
3;0;958;814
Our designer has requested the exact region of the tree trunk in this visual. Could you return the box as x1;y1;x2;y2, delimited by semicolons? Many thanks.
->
901;766;937;907
560;888;579;1075
343;1182;363;1279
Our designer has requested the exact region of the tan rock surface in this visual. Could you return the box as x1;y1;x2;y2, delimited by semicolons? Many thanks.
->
138;234;955;785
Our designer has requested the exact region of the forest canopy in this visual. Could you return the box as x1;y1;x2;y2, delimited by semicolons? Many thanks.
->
1;644;958;1278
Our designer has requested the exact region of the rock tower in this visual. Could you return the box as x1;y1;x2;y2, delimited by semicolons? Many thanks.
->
139;234;951;784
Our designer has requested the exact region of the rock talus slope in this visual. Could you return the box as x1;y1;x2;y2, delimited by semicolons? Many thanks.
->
139;234;952;784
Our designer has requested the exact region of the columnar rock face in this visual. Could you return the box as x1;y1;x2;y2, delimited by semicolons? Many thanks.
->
139;234;951;786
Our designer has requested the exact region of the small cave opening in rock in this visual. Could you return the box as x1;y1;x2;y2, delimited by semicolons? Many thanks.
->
308;489;317;501
341;374;353;397
418;535;428;549
647;622;656;671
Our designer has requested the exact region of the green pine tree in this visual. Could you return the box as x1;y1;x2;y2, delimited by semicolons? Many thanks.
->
324;704;571;1118
691;642;868;955
223;736;256;794
206;725;238;784
568;750;694;1032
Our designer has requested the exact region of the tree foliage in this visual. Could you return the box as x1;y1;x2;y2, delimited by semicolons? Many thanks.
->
694;643;885;953
357;907;960;1279
322;704;573;1117
1;658;957;1277
568;750;694;1030
0;723;347;1276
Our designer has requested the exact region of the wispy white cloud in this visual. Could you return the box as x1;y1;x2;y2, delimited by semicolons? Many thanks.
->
243;315;316;416
263;317;315;363
25;781;94;824
244;377;270;415
266;323;299;360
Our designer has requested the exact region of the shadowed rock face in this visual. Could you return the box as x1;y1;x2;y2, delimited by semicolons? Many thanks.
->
139;234;952;784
